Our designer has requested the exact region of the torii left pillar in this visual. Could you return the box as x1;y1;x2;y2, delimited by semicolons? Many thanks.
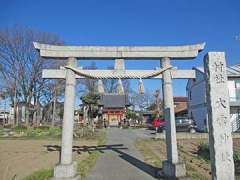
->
53;57;80;180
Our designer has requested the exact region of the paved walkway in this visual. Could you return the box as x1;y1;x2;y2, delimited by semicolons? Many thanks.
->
87;128;157;180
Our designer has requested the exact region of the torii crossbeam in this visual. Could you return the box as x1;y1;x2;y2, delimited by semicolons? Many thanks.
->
34;42;205;59
34;42;205;180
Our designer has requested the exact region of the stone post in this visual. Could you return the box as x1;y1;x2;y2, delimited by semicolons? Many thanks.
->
114;59;125;70
161;57;186;178
204;52;235;180
53;57;79;180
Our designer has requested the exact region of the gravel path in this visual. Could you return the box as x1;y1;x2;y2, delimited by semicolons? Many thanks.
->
87;128;157;180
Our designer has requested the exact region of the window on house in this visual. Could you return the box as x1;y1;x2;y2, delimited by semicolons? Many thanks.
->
236;80;240;101
190;112;194;120
174;102;180;108
236;80;240;89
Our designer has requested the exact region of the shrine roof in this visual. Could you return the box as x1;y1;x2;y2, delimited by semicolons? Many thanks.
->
99;94;130;108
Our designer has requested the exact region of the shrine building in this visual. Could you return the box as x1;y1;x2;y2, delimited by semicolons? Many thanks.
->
99;94;130;126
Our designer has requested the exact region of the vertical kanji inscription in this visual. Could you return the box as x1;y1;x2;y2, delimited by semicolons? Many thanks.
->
204;52;235;180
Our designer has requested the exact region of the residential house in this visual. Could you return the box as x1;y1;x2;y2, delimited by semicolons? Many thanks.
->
143;96;188;128
174;97;188;117
186;65;240;132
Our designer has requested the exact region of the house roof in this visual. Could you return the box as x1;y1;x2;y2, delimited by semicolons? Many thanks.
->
227;64;240;77
173;96;188;102
99;94;129;108
194;64;240;77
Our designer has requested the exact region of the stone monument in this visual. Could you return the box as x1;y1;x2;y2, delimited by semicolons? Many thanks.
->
204;52;235;180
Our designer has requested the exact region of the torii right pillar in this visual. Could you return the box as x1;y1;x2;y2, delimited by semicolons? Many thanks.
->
161;57;187;178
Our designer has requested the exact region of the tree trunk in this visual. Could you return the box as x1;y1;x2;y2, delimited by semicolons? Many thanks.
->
36;94;41;127
13;84;18;127
33;111;37;126
16;105;19;126
36;108;41;127
25;105;29;127
52;89;57;128
25;97;31;128
32;96;37;127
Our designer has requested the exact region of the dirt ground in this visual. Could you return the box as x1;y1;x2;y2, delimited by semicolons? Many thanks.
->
0;138;97;180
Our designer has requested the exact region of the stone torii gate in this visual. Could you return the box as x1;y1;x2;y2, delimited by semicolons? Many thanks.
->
34;42;205;179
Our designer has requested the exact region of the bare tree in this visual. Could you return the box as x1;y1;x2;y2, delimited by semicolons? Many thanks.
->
154;90;162;117
79;62;98;131
0;25;64;127
83;62;98;94
130;89;154;111
103;65;130;94
36;79;65;127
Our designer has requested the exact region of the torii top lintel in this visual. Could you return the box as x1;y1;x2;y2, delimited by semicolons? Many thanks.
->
33;42;205;60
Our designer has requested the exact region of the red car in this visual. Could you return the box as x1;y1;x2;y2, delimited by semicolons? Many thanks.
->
153;118;165;130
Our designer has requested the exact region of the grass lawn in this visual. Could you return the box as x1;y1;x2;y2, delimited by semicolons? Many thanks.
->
136;138;240;180
0;126;62;139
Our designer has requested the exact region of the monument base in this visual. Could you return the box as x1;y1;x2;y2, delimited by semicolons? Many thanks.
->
160;160;187;179
52;161;80;180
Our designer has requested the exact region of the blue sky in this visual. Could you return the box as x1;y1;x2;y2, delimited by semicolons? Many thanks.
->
0;0;240;100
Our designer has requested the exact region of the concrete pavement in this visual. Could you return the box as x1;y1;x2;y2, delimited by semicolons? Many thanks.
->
86;128;158;180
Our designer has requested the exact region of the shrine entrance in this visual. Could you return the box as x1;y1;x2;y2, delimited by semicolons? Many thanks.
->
34;42;235;180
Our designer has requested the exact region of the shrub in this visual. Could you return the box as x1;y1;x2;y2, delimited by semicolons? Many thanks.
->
37;125;50;130
234;151;240;162
26;128;44;137
11;127;61;138
197;142;210;161
197;142;240;163
74;125;96;138
14;125;27;133
3;124;13;128
121;124;129;129
48;127;61;137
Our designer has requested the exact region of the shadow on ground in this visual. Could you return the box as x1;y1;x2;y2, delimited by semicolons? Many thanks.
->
44;144;160;178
